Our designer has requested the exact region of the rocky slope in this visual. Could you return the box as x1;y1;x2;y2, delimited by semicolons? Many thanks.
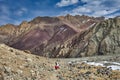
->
0;44;120;80
0;44;56;80
45;17;120;58
0;15;119;58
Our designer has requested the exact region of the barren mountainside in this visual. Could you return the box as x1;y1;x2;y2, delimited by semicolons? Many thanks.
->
0;15;119;58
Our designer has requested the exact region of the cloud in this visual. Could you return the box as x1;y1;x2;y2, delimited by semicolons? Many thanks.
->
0;4;30;25
0;5;10;15
0;15;14;25
106;13;120;18
56;0;79;7
31;10;43;17
0;5;28;25
0;5;12;25
60;0;120;18
72;7;91;13
1;15;11;20
93;9;118;17
15;7;27;16
13;18;31;25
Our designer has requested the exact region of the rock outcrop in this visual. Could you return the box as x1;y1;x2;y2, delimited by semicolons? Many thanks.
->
0;15;119;58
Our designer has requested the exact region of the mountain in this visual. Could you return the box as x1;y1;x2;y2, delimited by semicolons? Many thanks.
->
0;15;119;58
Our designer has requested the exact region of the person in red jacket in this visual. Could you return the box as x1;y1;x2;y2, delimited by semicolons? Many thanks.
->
55;62;60;70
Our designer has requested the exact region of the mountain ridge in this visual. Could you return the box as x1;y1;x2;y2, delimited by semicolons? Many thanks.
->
0;15;119;58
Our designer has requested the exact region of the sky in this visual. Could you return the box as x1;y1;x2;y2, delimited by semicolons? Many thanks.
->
0;0;120;25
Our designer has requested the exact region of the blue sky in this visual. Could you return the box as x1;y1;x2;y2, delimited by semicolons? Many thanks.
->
0;0;120;25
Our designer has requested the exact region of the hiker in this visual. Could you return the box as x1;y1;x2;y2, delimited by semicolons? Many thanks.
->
68;61;72;71
55;62;60;70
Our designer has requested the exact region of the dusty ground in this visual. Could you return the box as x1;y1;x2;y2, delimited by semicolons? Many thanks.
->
0;44;120;80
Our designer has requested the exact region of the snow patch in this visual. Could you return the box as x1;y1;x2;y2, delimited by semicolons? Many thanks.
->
85;61;120;70
86;62;104;66
87;19;90;22
82;20;86;23
107;65;120;70
68;60;120;70
89;23;96;27
103;61;120;66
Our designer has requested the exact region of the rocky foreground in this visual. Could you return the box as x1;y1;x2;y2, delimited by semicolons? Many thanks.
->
0;44;120;80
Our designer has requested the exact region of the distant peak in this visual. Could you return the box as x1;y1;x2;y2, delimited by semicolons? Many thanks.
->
30;16;60;24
